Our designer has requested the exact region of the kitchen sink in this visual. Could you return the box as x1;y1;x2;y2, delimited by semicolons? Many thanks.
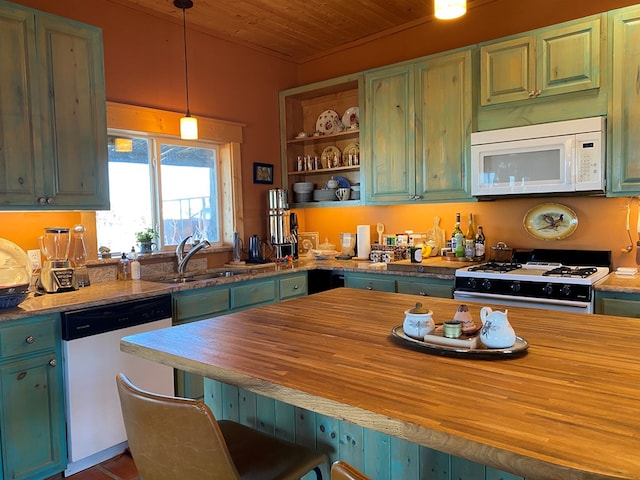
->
146;270;238;284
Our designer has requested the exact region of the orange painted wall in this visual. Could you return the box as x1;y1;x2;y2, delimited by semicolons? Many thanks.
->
294;196;639;269
3;0;299;257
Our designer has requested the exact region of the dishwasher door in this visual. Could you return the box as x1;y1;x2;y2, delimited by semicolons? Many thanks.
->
62;295;174;475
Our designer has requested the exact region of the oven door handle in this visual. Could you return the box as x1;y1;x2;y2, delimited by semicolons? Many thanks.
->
453;291;591;309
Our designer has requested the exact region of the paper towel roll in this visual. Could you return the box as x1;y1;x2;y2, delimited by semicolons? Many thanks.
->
356;225;371;259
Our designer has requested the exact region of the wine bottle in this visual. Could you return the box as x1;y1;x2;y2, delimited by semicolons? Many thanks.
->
451;213;463;250
466;213;475;240
475;226;486;260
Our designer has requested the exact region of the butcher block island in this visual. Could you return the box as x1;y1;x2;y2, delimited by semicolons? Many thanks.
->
120;288;640;480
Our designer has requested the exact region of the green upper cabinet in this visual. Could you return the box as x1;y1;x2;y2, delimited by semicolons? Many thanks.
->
414;50;472;202
363;49;472;204
0;1;109;210
363;64;415;204
608;5;640;196
480;18;601;106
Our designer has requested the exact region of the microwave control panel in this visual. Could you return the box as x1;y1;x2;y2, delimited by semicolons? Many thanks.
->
575;131;604;190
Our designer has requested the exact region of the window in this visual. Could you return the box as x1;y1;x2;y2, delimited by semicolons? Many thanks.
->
96;132;221;252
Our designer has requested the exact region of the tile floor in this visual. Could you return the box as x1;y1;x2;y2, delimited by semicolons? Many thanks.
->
65;451;138;480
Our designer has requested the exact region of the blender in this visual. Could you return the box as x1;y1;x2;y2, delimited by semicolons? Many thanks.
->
38;227;78;293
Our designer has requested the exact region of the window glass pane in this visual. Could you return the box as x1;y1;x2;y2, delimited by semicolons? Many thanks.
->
159;143;219;245
96;136;153;253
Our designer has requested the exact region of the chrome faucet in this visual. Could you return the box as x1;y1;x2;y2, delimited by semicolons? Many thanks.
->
177;236;211;274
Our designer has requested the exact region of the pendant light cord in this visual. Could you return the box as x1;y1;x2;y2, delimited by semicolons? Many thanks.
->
181;7;191;116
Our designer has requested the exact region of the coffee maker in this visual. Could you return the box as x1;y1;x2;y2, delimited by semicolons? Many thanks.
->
267;189;298;260
38;227;78;293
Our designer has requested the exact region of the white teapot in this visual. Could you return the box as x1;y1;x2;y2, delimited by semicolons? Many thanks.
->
479;307;516;348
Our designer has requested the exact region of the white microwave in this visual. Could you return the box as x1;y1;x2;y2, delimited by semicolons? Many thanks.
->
471;117;605;197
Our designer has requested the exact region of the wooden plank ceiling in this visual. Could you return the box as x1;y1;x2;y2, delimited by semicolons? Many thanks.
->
107;0;476;61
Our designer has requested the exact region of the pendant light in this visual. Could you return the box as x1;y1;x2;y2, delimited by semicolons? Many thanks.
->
434;0;466;20
175;0;198;139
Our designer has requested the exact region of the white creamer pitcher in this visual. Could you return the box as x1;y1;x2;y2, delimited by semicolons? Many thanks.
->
479;307;516;348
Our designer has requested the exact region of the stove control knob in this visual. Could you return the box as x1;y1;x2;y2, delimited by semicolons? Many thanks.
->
542;283;554;295
468;278;477;289
510;281;521;293
560;284;571;296
482;279;492;290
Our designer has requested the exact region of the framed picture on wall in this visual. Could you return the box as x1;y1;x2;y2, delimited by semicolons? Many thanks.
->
298;232;319;255
253;162;273;184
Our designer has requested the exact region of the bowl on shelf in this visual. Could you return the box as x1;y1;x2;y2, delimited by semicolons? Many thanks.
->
313;189;337;202
293;182;314;194
295;192;313;203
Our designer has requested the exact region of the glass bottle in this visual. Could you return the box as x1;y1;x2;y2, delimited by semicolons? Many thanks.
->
72;224;90;287
475;226;486;260
466;213;475;240
451;213;463;251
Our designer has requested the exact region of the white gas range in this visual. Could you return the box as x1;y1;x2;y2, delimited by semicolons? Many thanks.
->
453;249;611;313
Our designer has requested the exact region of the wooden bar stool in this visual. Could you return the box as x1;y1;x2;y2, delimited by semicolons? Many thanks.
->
116;373;326;480
330;461;371;480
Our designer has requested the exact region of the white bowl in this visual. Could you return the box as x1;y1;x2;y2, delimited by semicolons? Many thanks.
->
293;182;314;193
313;189;336;201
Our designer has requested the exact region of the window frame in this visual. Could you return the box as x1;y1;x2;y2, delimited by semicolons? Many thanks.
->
105;102;245;252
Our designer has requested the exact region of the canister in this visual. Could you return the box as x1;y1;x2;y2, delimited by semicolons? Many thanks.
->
410;245;422;263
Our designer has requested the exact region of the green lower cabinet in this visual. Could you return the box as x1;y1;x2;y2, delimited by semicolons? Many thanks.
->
173;272;308;399
594;291;640;318
344;272;396;292
204;379;522;480
345;271;453;298
0;314;66;480
279;272;308;300
231;278;277;310
396;277;453;298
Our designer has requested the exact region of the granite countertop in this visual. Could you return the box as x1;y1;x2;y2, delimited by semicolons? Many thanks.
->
0;257;463;322
594;271;640;293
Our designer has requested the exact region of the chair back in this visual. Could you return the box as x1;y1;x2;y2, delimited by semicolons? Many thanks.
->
116;373;241;480
331;461;371;480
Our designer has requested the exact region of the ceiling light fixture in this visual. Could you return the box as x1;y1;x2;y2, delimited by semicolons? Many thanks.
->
434;0;467;20
175;0;198;139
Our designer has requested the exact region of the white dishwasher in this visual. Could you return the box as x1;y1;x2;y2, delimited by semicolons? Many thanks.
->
61;294;174;476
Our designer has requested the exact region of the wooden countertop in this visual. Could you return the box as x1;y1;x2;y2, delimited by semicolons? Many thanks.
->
120;288;640;480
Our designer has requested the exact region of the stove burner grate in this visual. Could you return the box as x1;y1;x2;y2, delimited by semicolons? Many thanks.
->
542;266;598;278
468;262;522;273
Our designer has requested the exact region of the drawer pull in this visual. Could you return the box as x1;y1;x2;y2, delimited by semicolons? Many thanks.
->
293;285;298;290
25;335;35;344
49;358;57;367
419;291;427;296
366;286;373;290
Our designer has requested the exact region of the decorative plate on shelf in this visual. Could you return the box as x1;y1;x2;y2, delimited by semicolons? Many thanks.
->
315;110;344;135
523;203;578;240
321;146;342;168
343;143;359;163
341;106;359;130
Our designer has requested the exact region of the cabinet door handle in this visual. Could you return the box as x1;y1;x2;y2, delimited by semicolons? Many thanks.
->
37;197;47;205
419;291;427;296
366;285;373;290
25;335;35;344
46;197;54;204
49;358;57;367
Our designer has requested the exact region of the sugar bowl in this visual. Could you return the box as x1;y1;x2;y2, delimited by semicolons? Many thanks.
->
403;302;435;339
